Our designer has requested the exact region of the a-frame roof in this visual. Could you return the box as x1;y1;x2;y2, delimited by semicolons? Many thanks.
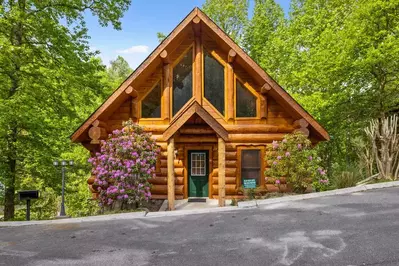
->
163;100;228;141
71;7;329;142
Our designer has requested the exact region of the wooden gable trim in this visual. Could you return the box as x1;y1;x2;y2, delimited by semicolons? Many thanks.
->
70;8;200;142
163;100;228;141
195;9;329;141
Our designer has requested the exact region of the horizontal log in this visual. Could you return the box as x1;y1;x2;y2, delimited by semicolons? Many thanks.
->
151;194;184;200
141;125;168;133
214;151;236;160
160;159;184;168
228;133;286;143
149;176;184;185
212;184;236;195
179;127;215;134
212;176;236;185
212;168;236;177
109;112;131;121
225;125;294;133
151;185;184;195
160;167;184;176
175;135;218;143
150;135;164;141
213;160;236;168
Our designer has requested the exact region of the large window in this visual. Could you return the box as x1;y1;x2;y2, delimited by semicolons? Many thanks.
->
173;48;193;116
240;149;261;186
141;82;161;118
236;80;257;117
204;50;225;115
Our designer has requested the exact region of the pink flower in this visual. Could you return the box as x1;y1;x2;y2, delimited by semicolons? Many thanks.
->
273;161;278;165
275;179;281;184
282;139;287;143
297;144;302;150
277;156;282;160
285;152;290;157
308;156;313;161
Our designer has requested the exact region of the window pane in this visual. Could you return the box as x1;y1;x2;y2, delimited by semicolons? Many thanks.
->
204;50;225;115
191;152;206;176
173;49;193;115
241;150;261;185
141;83;161;118
236;81;257;117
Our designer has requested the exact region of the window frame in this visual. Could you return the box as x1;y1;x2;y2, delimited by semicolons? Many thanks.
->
234;75;260;120
202;46;227;120
237;146;266;188
170;43;195;119
139;80;163;120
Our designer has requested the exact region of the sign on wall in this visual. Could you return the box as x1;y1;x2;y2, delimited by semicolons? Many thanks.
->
243;179;256;189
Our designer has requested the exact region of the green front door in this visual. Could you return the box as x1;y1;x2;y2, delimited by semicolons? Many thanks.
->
188;151;209;197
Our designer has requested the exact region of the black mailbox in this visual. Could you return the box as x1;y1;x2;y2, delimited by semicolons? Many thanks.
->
18;190;39;221
18;190;39;201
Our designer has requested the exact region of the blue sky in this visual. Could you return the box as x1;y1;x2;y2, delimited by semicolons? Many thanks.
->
85;0;291;68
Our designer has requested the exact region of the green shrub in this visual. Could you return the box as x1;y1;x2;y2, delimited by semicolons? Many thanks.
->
265;132;329;193
333;170;362;189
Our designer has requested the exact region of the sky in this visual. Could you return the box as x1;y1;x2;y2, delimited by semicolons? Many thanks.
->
85;0;291;68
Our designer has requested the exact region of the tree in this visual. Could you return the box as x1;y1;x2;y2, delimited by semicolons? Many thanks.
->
107;56;132;90
202;0;249;44
157;32;167;43
243;0;285;71
0;0;131;220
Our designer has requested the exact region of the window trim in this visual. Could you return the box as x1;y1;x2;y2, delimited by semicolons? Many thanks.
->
170;43;195;119
237;146;265;188
139;80;163;120
202;46;227;120
234;75;260;120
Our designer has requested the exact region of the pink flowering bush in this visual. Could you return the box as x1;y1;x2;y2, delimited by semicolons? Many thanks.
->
265;132;329;193
88;120;160;208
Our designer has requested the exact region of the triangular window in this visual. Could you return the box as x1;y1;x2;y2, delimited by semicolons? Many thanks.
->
236;80;257;117
173;48;193;116
141;82;161;118
204;50;225;115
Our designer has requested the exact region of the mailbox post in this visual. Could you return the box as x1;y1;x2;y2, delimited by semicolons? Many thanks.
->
18;190;39;221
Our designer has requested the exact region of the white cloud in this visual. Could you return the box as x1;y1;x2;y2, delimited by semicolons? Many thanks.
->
116;45;149;54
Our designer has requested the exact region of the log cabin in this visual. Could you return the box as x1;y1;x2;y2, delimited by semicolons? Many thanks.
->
71;7;329;210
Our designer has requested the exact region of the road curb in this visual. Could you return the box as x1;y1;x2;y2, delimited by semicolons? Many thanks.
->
237;180;399;208
2;181;399;227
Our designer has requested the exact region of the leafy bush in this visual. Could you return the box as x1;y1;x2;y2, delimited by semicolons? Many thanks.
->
89;120;160;209
265;132;329;193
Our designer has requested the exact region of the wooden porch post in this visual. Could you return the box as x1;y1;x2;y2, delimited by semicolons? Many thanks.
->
218;137;226;207
167;137;175;210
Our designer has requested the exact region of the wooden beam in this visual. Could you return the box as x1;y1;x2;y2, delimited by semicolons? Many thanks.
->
167;138;175;210
160;50;170;63
294;127;310;137
125;86;138;98
88;126;107;144
162;63;171;122
218;137;226;207
260;95;267;121
92;120;107;128
194;21;202;103
228;49;236;63
226;63;234;124
261;83;272;94
293;118;309;129
228;133;286;142
131;98;139;122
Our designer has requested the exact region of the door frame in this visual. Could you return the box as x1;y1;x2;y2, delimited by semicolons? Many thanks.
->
184;145;213;199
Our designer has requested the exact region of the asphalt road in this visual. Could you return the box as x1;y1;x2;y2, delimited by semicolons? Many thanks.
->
1;188;399;266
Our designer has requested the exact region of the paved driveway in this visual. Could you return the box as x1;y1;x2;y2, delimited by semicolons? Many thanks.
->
1;188;399;266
